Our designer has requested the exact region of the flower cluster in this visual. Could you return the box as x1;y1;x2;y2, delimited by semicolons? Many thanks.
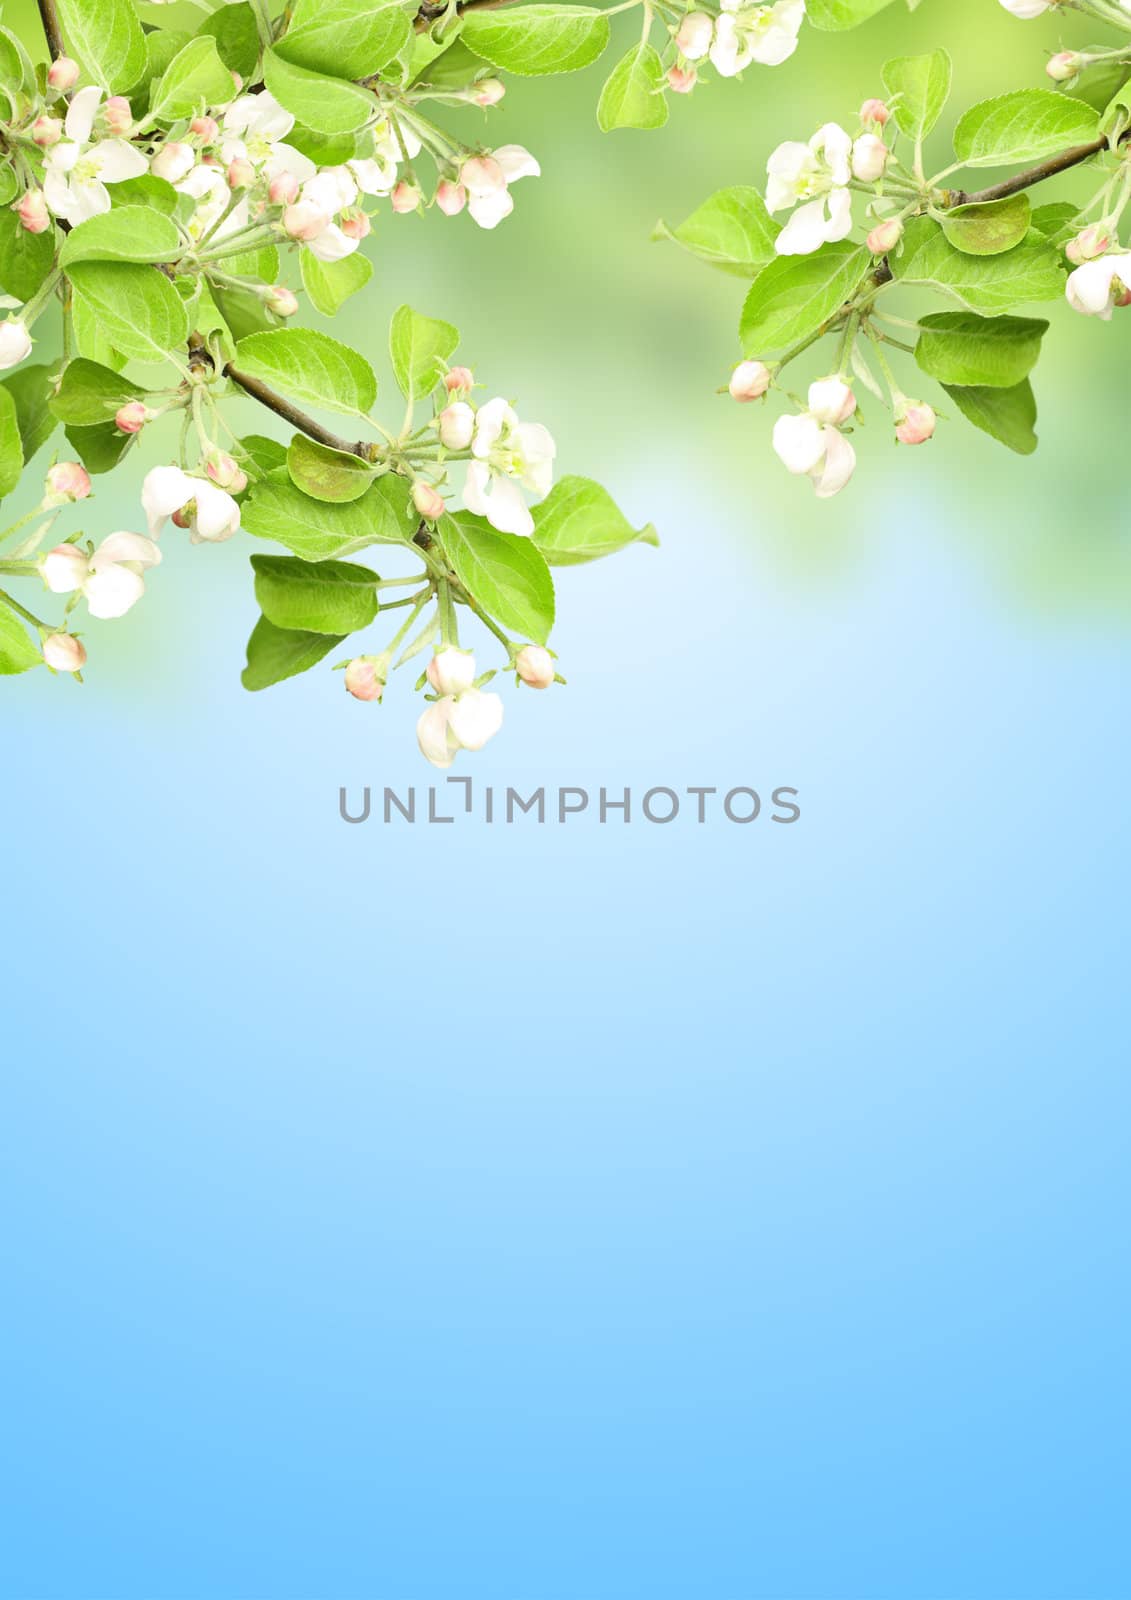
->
671;1;805;92
766;105;892;257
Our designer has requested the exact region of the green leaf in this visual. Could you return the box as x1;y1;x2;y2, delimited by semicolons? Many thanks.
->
0;209;56;302
60;207;182;268
150;36;236;120
915;311;1048;388
132;29;193;112
263;49;375;135
0;363;58;463
597;42;667;132
0;24;36;96
57;0;147;91
276;0;411;80
808;0;905;26
285;126;359;165
287;434;375;502
0;168;18;209
530;475;658;566
242;613;345;690
461;5;610;75
241;434;290;475
891;217;1064;313
109;175;179;215
882;50;951;143
252;552;379;634
49;356;146;425
1029;201;1078;242
939;194;1031;257
410;36;485;89
211;282;275;344
64;420;135;474
0;605;41;675
942;379;1038;454
0;384;22;498
389;305;459;401
953;90;1101;168
301;251;373;317
197;3;260;78
242;473;413;559
441;512;555;643
66;262;190;365
225;246;280;283
740;240;869;355
652;187;778;279
233;328;377;416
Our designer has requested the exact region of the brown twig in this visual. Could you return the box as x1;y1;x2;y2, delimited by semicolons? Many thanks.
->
36;0;66;62
187;334;372;457
949;136;1111;206
413;0;516;33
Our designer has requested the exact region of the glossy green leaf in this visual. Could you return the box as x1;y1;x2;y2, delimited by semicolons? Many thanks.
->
0;209;56;301
0;605;41;675
197;3;260;78
891;217;1063;312
60;207;182;268
233;328;377;415
151;36;236;120
0;384;22;498
740;240;869;355
301;251;373;317
389;305;459;401
275;0;411;80
531;476;659;566
939;195;1031;257
263;49;375;135
652;187;778;278
953;90;1101;167
915;312;1048;387
942;379;1038;454
882;50;951;142
252;552;380;634
56;0;147;91
242;614;344;690
597;42;667;132
242;474;414;560
441;512;555;643
49;357;146;425
66;261;190;365
287;434;376;502
0;363;58;463
461;5;610;75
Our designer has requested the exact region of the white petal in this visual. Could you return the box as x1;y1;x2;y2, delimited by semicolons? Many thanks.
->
708;16;742;75
810;428;856;498
83;565;146;619
772;412;826;475
823;187;853;243
94;532;162;569
68;178;112;224
447;688;504;751
305;223;359;262
142;465;193;535
349;156;396;196
192;481;240;541
467;187;514;229
515;421;556;465
417;698;459;767
493;144;540;182
774;198;832;256
476;472;533;537
472;398;514;456
1066;258;1117;316
95;139;150;182
65;85;102;145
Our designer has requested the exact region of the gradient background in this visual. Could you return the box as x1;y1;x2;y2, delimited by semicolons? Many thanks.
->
3;3;1130;1596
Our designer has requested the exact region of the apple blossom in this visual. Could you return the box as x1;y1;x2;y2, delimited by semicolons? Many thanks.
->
189;116;220;146
1046;52;1080;83
676;12;714;59
44;462;92;505
895;403;936;446
473;79;506;107
417;699;460;767
412;482;446;522
438;402;475;451
851;133;888;183
860;98;890;127
43;86;148;224
41;533;162;619
445;367;475;395
0;321;31;369
46;55;79;90
767;123;853;256
1066;254;1131;318
772;412;857;498
151;141;196;184
436;180;467;216
283;202;328;242
227;157;256;190
1065;225;1111;265
807;376;857;427
265;285;299;317
31;115;62;147
427;647;477;696
204;452;248;493
464;397;556;537
269;170;300;206
417;684;504;765
344;658;383;701
340;210;371;241
115;401;149;434
17;191;50;234
42;633;87;673
710;0;805;76
459;146;540;230
668;65;698;93
391;181;421;213
142;465;241;543
515;645;555;689
867;217;903;254
729;359;772;402
103;96;132;135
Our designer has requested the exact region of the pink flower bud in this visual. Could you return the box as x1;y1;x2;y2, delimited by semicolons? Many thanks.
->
268;170;300;206
103;96;132;136
44;461;91;502
340;209;371;240
266;285;299;317
227;157;255;190
438;401;475;451
808;376;857;427
515;644;554;689
1046;51;1080;82
1115;286;1131;309
344;657;383;701
675;11;713;58
435;180;467;216
427;647;476;696
867;217;903;255
860;98;891;126
852;133;888;183
473;78;506;106
667;64;697;93
412;482;445;522
171;506;193;529
460;155;506;195
204;451;246;492
151;141;194;183
188;115;220;145
729;359;771;403
42;633;87;673
895;402;936;446
1065;224;1111;265
17;190;50;234
391;181;420;214
445;366;474;395
283;201;329;240
47;55;80;91
32;115;62;148
115;400;149;433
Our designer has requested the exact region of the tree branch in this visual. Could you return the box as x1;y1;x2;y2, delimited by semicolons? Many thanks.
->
413;0;516;33
36;0;66;62
187;334;373;458
949;136;1109;206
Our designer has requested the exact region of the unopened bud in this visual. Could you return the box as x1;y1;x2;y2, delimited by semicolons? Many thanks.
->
32;115;62;147
204;451;247;492
729;359;771;403
43;632;87;673
473;78;506;106
44;461;91;503
340;208;370;240
391;180;420;214
895;401;936;446
427;646;476;696
675;11;713;58
852;133;888;183
46;55;79;91
1046;51;1081;82
515;644;554;689
17;190;50;234
283;201;328;240
227;156;255;190
860;97;891;127
1065;224;1111;264
437;401;475;451
344;656;383;701
1115;285;1131;308
188;115;220;145
667;64;697;93
867;217;903;255
41;543;88;592
265;284;299;317
151;141;194;183
103;96;132;135
115;400;149;433
171;506;193;529
412;481;445;522
268;170;300;206
459;155;505;194
435;179;466;216
808;375;856;427
445;366;474;394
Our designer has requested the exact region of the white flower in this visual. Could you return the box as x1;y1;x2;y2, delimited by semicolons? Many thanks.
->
43;86;148;224
417;687;505;767
42;533;161;620
463;398;555;537
807;375;856;426
767;122;853;255
459;146;540;230
851;133;888;183
1065;254;1131;318
427;647;477;696
417;697;460;767
374;117;422;169
997;0;1053;15
150;140;195;184
141;465;240;543
676;11;714;58
0;320;31;369
772;412;856;498
177;163;250;245
710;0;805;75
